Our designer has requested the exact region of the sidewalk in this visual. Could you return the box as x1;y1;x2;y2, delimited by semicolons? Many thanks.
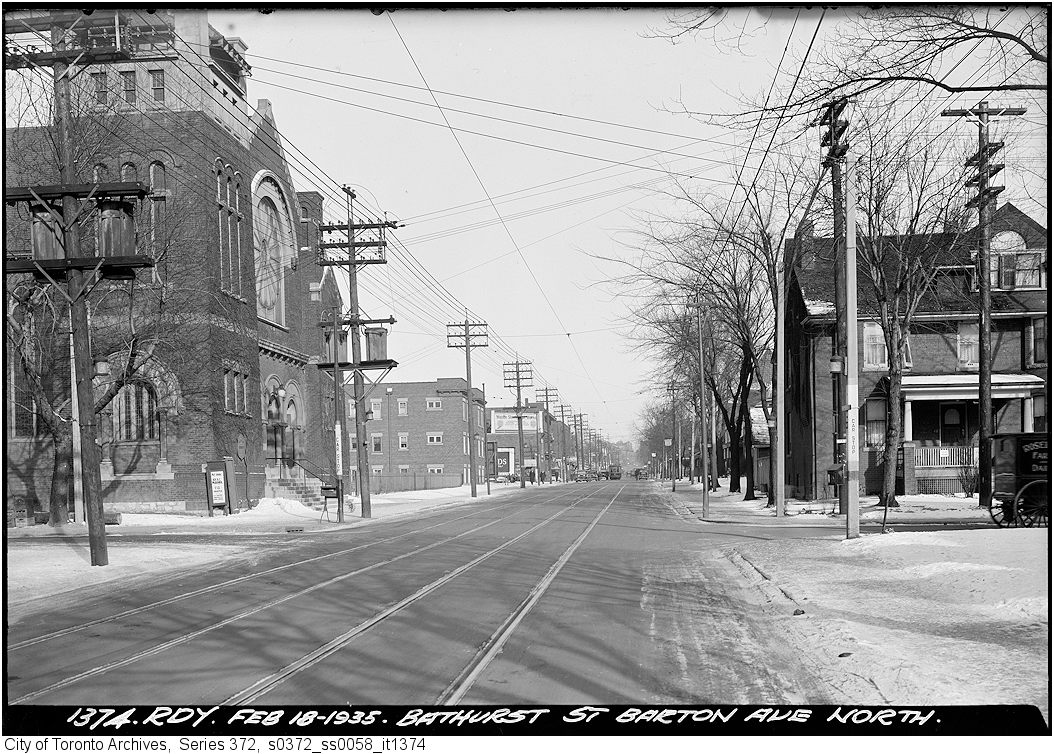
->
660;478;994;526
5;482;552;609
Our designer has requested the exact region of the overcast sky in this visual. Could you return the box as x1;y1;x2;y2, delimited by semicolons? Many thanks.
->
208;6;1045;443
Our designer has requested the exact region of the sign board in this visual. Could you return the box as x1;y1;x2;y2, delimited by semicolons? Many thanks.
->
664;439;672;447
492;410;538;432
524;458;537;468
204;460;234;516
335;424;343;477
496;449;513;474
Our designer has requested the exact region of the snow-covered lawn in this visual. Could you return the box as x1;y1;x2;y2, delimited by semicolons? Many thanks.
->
731;528;1049;718
5;482;533;609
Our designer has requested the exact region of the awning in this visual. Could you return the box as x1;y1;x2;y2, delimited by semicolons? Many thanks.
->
901;373;1044;401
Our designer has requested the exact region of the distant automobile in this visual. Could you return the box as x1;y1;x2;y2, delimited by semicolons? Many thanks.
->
598;470;610;480
585;470;599;481
575;471;588;482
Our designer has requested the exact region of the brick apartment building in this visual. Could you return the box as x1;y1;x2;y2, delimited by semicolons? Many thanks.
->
351;378;485;490
5;10;347;518
784;202;1048;498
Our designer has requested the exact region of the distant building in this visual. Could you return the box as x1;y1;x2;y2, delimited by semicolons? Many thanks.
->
784;202;1047;499
486;405;575;481
353;378;485;491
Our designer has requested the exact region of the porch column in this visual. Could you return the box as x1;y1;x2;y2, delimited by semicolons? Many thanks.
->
903;398;913;442
1023;395;1034;433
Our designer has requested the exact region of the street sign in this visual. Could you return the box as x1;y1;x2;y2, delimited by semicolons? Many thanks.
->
664;439;672;447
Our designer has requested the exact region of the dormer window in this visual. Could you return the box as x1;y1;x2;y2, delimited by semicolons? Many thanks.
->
990;231;1045;290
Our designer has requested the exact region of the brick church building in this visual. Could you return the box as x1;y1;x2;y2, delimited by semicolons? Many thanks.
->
5;10;351;519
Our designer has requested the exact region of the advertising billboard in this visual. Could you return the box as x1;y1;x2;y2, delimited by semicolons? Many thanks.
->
492;411;539;432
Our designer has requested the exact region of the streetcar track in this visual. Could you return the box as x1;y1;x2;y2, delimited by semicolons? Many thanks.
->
9;487;591;704
8;489;574;652
223;486;611;704
438;485;625;704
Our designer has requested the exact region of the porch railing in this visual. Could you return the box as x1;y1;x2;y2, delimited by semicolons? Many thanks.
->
283;456;333;483
914;446;979;468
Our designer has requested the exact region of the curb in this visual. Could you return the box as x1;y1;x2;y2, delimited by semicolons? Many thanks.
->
725;548;807;612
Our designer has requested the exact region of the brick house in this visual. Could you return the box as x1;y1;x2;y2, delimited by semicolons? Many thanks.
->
349;378;485;491
784;202;1047;499
5;10;346;518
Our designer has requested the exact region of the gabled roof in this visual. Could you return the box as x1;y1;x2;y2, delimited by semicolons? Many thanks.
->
791;202;1047;321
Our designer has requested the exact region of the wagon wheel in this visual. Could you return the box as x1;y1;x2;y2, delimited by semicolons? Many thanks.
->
989;497;1019;528
1014;480;1050;528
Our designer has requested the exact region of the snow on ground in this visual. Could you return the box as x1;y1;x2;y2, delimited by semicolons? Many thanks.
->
5;481;532;609
657;478;1050;719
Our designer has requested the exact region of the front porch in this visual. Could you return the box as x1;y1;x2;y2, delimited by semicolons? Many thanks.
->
898;373;1043;495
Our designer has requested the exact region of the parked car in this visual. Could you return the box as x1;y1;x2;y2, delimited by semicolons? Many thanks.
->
585;470;599;481
598;470;610;480
575;471;588;482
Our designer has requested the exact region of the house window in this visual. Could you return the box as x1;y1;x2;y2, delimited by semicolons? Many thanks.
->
958;322;979;367
398;432;408;450
427;433;443;445
462;398;468;421
398;465;410;475
1034;394;1046;433
371;433;383;453
477;406;484;428
426;398;442;410
427;465;444;474
991;231;1044;290
463;432;469;455
864;399;886;449
91;72;107;104
863;322;886;369
370;399;383;419
115;382;157;441
1031;317;1047;365
149;69;165;103
121;70;136;104
371;465;383;476
397;398;408;416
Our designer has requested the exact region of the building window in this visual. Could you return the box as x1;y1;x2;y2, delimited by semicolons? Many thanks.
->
1031;317;1047;365
253;177;295;324
1034;394;1046;433
463;432;469;456
398;432;408;450
462;398;468;421
371;433;383;453
991;231;1045;290
10;359;42;438
863;322;886;369
91;72;107;104
477;406;484;428
115;382;157;441
864;399;886;449
427;465;444;474
397;398;408;416
427;433;443;445
149;69;165;103
398;465;410;474
224;368;250;413
371;465;383;476
958;322;979;367
121;70;136;104
370;398;383;419
426;398;442;410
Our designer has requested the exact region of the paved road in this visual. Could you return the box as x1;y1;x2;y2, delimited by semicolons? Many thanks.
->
8;481;845;707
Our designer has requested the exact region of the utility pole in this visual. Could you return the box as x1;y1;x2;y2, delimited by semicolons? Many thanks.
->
575;413;586;472
941;101;1026;511
696;299;710;516
447;316;488;497
318;189;398;520
5;13;158;565
820;99;850;514
556;404;572;481
667;382;678;491
537;387;558;483
845;154;860;539
504;358;532;488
